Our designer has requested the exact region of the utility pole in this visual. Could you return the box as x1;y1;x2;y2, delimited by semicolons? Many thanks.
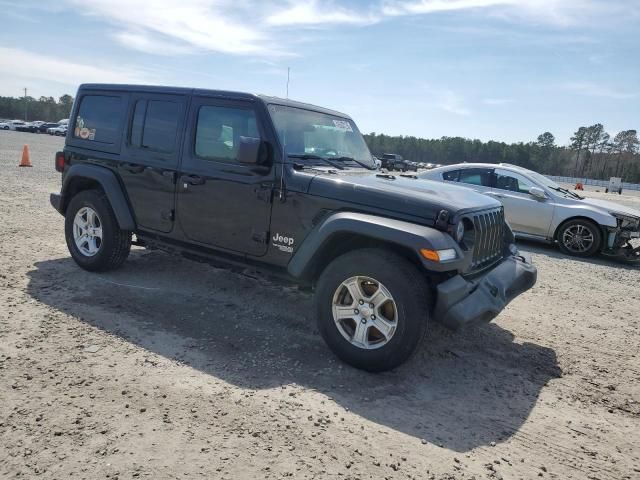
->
24;87;28;121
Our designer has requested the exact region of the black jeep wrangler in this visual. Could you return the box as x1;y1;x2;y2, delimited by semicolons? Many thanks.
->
51;84;536;372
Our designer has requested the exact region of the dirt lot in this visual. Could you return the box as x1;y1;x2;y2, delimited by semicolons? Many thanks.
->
1;130;639;480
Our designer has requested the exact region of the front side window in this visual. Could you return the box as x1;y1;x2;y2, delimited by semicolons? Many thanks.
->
458;168;492;187
195;105;259;162
130;99;180;153
493;168;536;194
268;105;375;168
73;95;123;144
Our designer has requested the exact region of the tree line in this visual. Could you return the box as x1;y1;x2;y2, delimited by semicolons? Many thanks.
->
364;125;640;183
2;94;638;182
0;95;74;122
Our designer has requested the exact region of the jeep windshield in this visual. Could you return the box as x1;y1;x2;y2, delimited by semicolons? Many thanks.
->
267;104;375;169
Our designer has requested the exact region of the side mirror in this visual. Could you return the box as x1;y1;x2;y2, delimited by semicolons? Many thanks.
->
237;136;271;166
529;186;546;199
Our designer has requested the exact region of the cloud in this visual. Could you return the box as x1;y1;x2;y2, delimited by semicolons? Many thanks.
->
482;97;513;105
422;85;471;115
71;0;280;56
561;82;637;100
382;0;604;26
266;0;379;26
0;47;153;87
112;31;196;56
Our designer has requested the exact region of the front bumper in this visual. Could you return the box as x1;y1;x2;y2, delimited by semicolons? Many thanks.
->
434;252;537;330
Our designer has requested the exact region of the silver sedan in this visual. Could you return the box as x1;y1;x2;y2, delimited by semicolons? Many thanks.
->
420;163;640;262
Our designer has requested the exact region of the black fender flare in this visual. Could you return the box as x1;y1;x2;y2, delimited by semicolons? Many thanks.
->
287;211;462;279
59;164;136;231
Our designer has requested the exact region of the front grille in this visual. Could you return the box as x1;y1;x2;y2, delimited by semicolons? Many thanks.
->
470;207;505;271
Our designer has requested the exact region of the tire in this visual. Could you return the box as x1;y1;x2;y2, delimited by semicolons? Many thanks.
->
315;248;429;372
556;218;602;258
64;190;131;272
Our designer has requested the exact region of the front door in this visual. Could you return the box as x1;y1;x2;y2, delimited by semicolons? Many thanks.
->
119;93;187;233
491;168;555;237
175;96;274;256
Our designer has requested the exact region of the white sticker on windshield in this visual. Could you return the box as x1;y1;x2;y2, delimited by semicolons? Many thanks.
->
333;120;353;132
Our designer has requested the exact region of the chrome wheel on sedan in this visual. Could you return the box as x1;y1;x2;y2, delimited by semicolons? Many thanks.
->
557;219;602;257
562;224;595;254
332;276;398;350
73;206;103;256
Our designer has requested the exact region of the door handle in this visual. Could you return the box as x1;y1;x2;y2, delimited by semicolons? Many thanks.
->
184;175;205;186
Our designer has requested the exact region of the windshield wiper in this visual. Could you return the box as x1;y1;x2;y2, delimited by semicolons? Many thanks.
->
331;156;373;170
288;154;344;170
549;186;583;199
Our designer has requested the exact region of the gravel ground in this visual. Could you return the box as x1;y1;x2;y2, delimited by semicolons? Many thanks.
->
1;130;639;480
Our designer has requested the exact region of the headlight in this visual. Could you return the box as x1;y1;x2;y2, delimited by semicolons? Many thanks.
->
455;221;465;243
611;213;640;229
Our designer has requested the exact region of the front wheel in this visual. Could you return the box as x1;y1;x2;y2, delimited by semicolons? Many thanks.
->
557;218;602;257
315;248;430;372
64;190;131;272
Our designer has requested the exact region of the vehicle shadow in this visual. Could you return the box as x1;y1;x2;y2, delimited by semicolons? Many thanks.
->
26;250;561;452
516;239;639;270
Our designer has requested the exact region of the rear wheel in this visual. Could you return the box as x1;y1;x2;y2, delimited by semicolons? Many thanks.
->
65;190;131;271
315;248;429;372
557;218;602;257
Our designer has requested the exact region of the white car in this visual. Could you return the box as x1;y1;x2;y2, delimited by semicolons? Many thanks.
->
47;125;68;136
8;120;27;131
421;163;640;262
0;121;10;130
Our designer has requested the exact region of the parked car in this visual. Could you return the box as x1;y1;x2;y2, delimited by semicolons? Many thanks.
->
380;153;416;172
421;163;640;262
48;125;68;136
8;120;27;131
0;121;10;130
38;122;60;133
16;121;42;133
50;83;536;372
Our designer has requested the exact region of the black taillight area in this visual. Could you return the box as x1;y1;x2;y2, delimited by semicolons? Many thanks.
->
55;151;65;172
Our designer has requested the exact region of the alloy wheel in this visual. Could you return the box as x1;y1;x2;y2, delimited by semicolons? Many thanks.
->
331;276;398;350
562;224;595;254
73;207;103;257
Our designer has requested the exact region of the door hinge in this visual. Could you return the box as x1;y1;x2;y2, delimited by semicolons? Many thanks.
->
161;210;174;221
252;231;269;244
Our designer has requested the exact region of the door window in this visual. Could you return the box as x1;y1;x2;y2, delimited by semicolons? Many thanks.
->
457;168;492;187
493;168;536;194
442;169;460;181
195;106;259;162
73;95;123;144
130;99;180;153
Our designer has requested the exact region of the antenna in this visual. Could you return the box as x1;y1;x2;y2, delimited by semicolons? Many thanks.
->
286;67;290;99
279;67;290;201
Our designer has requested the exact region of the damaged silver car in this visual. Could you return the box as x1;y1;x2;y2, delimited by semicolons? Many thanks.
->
420;163;640;263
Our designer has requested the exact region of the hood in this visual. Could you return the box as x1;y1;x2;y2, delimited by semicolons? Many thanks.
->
580;197;640;219
308;171;500;221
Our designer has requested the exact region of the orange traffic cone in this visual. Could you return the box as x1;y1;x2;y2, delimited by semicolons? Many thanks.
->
19;144;32;167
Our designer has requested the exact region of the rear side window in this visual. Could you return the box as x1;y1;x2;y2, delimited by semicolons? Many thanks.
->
195;105;259;162
458;168;492;187
130;99;180;153
443;170;459;181
73;95;123;144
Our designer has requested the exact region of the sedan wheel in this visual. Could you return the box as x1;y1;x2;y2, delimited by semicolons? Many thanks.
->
558;219;602;257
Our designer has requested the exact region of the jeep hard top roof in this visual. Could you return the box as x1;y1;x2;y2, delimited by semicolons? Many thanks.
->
77;84;351;119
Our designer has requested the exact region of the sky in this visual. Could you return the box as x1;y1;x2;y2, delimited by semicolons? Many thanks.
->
0;0;638;144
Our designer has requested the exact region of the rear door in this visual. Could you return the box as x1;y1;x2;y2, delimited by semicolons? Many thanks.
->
118;93;187;233
491;168;555;237
175;96;274;256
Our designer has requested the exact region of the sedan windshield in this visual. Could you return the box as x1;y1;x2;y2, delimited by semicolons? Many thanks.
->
268;104;375;169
